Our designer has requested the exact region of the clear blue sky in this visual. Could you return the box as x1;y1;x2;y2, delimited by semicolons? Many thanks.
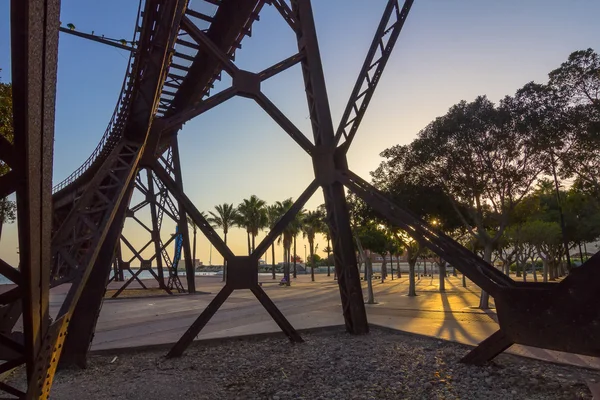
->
1;0;599;266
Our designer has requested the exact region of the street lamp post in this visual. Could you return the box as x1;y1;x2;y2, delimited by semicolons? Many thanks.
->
304;245;307;274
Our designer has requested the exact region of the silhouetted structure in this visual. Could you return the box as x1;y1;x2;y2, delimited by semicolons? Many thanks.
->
2;0;599;398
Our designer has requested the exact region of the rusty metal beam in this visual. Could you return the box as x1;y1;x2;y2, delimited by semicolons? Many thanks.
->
167;284;234;357
170;136;196;293
253;180;319;258
59;26;134;51
258;52;304;81
59;180;135;369
335;0;414;152
253;92;314;155
152;162;235;261
291;0;369;335
9;0;59;397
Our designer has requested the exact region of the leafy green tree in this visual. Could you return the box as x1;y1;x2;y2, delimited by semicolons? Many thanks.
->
387;236;403;279
372;151;466;295
548;49;600;192
380;96;544;308
355;224;388;303
207;203;238;281
524;220;562;282
563;187;600;256
0;77;16;241
549;48;600;111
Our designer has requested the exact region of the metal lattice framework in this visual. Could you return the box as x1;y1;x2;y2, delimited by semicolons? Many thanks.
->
3;0;600;398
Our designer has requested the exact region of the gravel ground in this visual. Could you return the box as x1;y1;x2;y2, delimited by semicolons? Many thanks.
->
6;328;598;399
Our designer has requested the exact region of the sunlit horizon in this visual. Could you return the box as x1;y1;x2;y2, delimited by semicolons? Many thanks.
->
1;0;599;267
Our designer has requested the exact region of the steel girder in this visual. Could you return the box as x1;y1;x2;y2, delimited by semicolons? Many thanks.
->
151;162;307;358
54;0;189;372
9;2;598;399
47;2;267;372
108;169;174;298
0;0;59;398
149;0;419;355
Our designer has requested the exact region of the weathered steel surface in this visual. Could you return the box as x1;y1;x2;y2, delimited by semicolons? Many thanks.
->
2;0;59;397
492;252;600;358
16;0;600;396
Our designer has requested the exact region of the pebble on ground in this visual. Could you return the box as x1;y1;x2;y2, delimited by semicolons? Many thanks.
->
5;328;598;399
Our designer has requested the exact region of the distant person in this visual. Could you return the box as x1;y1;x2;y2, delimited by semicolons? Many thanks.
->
279;276;287;286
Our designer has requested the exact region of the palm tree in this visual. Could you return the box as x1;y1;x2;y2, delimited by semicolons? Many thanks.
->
187;215;199;269
317;205;332;277
322;245;333;276
207;203;238;281
266;204;282;279
302;210;323;282
291;208;305;279
237;195;268;255
276;198;296;285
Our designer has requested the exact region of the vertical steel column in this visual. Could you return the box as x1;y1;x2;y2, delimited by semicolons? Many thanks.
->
59;182;135;369
10;0;60;383
171;137;196;293
292;0;368;334
147;168;167;289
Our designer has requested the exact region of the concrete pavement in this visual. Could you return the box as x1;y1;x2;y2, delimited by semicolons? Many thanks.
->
42;273;600;370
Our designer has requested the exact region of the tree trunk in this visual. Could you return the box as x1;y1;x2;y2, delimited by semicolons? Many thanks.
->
271;243;276;280
462;273;466;288
293;236;297;278
423;258;427;276
381;255;387;283
396;256;401;278
366;258;375;304
223;233;228;282
192;229;197;269
452;265;457;277
251;233;256;254
543;258;548;282
310;241;315;282
284;246;291;286
408;259;417;297
326;238;331;277
247;232;251;256
390;255;394;281
355;235;373;302
439;261;446;292
478;243;493;309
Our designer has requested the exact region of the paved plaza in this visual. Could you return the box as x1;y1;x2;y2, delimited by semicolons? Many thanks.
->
27;272;593;370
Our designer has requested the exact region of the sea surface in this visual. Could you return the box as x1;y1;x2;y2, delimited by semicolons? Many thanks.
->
0;269;220;285
0;269;306;285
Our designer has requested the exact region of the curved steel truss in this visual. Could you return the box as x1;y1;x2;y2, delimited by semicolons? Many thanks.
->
3;0;600;398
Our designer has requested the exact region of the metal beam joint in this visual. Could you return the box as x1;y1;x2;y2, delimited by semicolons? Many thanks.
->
233;69;261;98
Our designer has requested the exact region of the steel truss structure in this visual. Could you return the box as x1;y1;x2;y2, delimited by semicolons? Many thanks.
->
2;0;600;398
